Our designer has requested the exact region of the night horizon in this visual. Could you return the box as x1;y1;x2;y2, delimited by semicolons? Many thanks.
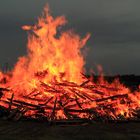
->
0;0;140;75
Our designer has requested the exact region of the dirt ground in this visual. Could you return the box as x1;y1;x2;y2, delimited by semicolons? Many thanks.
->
0;120;140;140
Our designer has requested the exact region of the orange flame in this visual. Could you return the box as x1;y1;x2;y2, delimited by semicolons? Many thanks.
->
8;5;90;94
0;5;140;120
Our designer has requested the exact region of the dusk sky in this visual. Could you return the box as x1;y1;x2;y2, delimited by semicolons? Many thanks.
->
0;0;140;75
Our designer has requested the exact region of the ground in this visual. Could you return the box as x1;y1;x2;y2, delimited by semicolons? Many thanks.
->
0;120;140;140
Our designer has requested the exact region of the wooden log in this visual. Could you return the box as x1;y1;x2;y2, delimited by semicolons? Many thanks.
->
67;108;97;113
58;101;72;119
0;88;10;92
55;82;79;88
72;90;87;100
0;91;3;99
7;108;19;120
80;80;90;87
73;88;102;100
8;93;14;111
75;96;82;109
81;73;89;80
63;101;71;107
2;99;59;111
22;96;46;102
79;92;94;101
65;103;79;109
67;108;103;120
98;84;121;91
26;89;38;97
95;94;128;102
40;82;59;92
0;88;10;99
13;107;28;121
43;97;54;106
1;99;20;107
33;92;42;97
70;88;88;101
7;99;40;108
92;89;104;95
50;98;57;120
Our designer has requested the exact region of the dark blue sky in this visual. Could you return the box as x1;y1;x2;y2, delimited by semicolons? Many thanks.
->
0;0;140;75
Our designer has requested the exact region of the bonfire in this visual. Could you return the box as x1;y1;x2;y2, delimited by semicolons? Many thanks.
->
0;5;140;122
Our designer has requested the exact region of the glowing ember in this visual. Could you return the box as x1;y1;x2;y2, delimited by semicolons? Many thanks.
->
0;5;140;121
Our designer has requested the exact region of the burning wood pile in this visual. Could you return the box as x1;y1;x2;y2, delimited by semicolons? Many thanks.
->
0;4;140;123
0;75;140;122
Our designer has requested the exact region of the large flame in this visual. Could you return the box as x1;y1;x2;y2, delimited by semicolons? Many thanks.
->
0;5;140;120
10;5;90;93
